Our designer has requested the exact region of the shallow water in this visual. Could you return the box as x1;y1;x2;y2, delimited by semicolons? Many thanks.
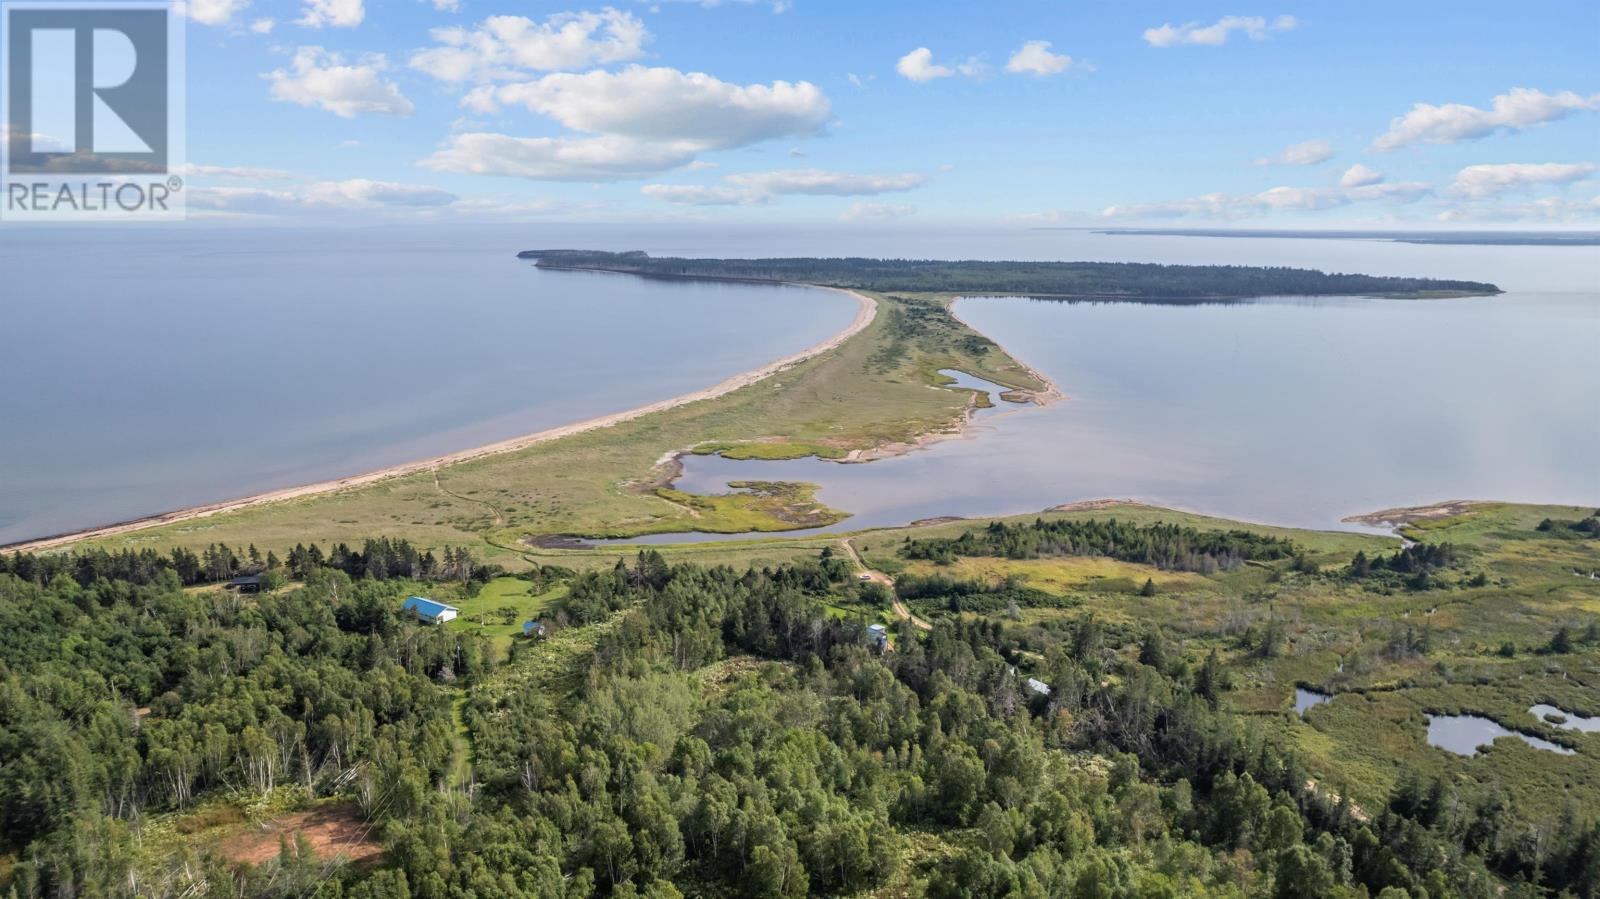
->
1295;688;1332;716
1426;714;1575;756
0;229;855;544
600;256;1598;542
1530;704;1600;733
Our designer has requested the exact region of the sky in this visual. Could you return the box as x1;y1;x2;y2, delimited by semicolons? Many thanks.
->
154;0;1600;226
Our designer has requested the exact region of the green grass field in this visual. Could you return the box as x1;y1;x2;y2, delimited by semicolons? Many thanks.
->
446;576;564;650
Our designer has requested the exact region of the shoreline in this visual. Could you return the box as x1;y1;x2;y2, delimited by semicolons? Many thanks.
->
3;286;878;554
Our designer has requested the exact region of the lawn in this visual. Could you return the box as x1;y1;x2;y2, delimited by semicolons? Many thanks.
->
446;576;565;650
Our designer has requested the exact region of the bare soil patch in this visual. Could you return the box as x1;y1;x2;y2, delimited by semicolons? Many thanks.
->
219;803;383;868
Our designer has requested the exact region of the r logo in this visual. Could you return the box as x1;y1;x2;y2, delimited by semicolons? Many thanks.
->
5;6;168;174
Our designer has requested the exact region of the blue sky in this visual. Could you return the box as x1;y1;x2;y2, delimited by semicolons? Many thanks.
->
167;0;1599;226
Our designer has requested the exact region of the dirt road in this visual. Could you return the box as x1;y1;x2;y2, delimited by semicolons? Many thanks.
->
839;538;931;631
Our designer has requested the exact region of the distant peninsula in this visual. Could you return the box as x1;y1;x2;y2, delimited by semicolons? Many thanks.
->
1090;227;1600;247
518;249;1501;299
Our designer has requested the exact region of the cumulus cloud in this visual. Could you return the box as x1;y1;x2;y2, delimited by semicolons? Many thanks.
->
250;17;274;32
265;47;414;117
840;202;914;221
1339;163;1384;188
1447;162;1597;199
469;66;829;150
1143;15;1295;47
1005;41;1081;76
1253;138;1333;166
896;47;952;82
175;0;250;27
1372;88;1600;151
643;168;927;205
432;0;460;10
297;0;363;28
428;63;830;181
422;133;701;181
409;9;648;82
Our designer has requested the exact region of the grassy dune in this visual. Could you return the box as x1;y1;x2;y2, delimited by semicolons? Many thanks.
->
76;292;1048;560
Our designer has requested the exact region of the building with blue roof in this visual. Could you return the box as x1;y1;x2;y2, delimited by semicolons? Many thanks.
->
403;596;459;624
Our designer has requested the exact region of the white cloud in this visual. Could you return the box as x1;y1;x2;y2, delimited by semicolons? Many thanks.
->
432;0;460;10
640;184;762;205
409;9;648;83
475;66;830;150
265;48;414;118
896;48;952;83
1254;138;1333;166
1346;181;1431;203
337;138;363;148
1005;40;1076;77
422;132;700;181
175;0;249;26
1143;15;1295;47
1447;162;1597;199
250;17;274;32
1339;163;1384;188
1437;196;1600;223
725;168;925;195
1372;88;1600;151
183;163;298;180
643;167;927;205
840;202;914;221
187;186;304;215
297;0;363;27
1103;179;1433;219
644;0;789;10
304;179;458;207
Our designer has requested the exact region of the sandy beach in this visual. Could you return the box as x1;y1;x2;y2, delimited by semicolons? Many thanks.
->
4;287;878;554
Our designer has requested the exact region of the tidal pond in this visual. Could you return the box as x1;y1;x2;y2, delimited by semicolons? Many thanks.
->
1530;704;1600;733
1426;714;1575;756
1294;688;1333;716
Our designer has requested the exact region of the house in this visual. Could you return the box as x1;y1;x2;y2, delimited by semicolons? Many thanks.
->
867;623;888;648
1024;678;1052;697
523;620;547;638
224;574;265;593
403;596;459;624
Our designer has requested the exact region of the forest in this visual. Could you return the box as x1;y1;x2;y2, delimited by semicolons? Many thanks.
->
2;515;1597;898
517;251;1501;300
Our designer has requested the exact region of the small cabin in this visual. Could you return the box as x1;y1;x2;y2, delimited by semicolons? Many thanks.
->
867;623;888;648
523;620;547;638
224;574;265;593
403;596;459;625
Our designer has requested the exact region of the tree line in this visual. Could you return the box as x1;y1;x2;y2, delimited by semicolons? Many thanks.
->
521;250;1501;300
900;517;1300;571
0;537;499;588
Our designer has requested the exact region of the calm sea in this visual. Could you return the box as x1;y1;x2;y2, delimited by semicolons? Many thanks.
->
0;227;855;544
3;224;1595;543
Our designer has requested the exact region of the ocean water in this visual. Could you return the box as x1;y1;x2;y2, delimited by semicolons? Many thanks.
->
0;227;855;544
3;224;1596;544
